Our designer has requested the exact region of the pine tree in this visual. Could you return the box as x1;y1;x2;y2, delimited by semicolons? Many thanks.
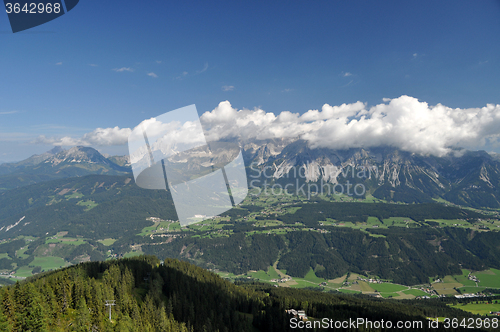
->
72;297;91;332
0;305;12;332
14;283;47;332
1;288;15;324
114;313;135;332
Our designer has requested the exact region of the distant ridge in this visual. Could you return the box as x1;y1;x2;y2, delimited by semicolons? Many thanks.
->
2;140;500;208
0;146;131;191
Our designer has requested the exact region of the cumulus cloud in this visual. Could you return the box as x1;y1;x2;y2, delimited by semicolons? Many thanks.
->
200;96;500;157
222;85;234;91
113;67;134;72
34;96;500;157
147;72;158;78
34;127;132;146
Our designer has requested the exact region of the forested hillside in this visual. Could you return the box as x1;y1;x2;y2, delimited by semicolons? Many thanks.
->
1;173;499;287
0;256;492;331
142;227;500;285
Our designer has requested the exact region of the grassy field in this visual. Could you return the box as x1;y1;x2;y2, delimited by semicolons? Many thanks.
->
289;279;321;288
137;225;157;236
356;281;376;293
123;251;143;258
366;216;382;224
247;228;296;236
15;247;29;259
247;270;273;281
452;269;477;286
216;263;496;298
77;200;98;211
98;238;117;246
382;217;416;227
326;282;343;289
303;268;327;284
402;289;429;297
433;282;461;295
45;238;86;245
475;269;500;288
64;192;84;200
169;223;182;231
243;266;331;289
31;256;67;271
371;283;408;293
443;275;460;283
459;286;487;294
450;301;500;316
15;266;33;278
268;266;281;279
347;273;361;281
329;274;347;284
248;266;281;281
253;220;283;227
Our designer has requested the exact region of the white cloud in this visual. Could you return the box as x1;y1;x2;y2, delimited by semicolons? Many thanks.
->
156;60;162;64
222;85;234;92
176;71;189;79
196;62;208;74
147;72;158;78
34;127;132;146
200;96;500;157
342;80;354;87
343;72;352;77
113;67;134;72
0;111;19;115
34;96;500;157
89;64;98;67
55;62;62;65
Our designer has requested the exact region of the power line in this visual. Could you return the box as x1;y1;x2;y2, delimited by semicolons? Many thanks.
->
105;300;116;322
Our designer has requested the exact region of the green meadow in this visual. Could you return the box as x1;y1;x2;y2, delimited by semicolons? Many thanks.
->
459;287;487;294
123;251;143;258
450;301;500;316
15;266;34;278
98;238;117;246
402;289;428;297
45;238;86;245
475;269;500;288
31;256;67;271
371;283;408;293
76;200;98;211
247;266;281;281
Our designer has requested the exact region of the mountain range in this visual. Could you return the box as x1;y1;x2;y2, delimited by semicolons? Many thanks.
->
1;143;500;286
0;146;131;192
2;141;500;209
247;140;500;208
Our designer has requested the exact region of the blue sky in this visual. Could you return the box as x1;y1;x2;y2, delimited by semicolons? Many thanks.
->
1;0;500;162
